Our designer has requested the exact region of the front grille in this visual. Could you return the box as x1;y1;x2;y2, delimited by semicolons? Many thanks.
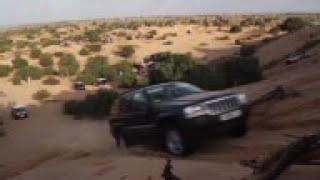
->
206;96;239;114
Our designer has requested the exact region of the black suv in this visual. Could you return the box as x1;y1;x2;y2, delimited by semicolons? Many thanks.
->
11;105;29;120
109;82;250;156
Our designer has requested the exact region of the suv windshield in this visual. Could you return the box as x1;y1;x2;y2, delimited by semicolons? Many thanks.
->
146;82;203;103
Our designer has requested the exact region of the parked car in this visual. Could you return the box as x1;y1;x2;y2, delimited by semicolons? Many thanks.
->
74;81;86;91
109;82;250;156
285;52;307;64
95;78;108;86
11;105;29;120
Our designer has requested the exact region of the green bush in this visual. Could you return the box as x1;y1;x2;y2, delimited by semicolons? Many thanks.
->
84;30;101;42
63;89;118;118
240;44;257;57
79;48;90;56
40;38;60;47
33;89;51;101
280;17;307;32
15;66;44;80
0;36;13;53
42;76;60;85
30;48;42;59
230;25;242;33
114;60;137;88
43;67;59;76
58;53;79;76
184;64;225;90
118;45;135;58
77;72;96;85
39;53;53;67
12;57;29;69
80;55;115;84
0;65;12;77
219;56;262;86
148;52;196;85
86;44;102;52
16;40;29;49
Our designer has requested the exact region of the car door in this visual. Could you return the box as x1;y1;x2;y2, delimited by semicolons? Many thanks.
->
122;90;159;142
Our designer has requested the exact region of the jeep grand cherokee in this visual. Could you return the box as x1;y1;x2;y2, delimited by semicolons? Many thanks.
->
109;82;250;156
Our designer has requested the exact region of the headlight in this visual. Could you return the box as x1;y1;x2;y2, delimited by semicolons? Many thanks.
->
183;104;209;119
237;93;248;105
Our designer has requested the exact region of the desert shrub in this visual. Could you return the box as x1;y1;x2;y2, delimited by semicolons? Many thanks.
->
280;17;307;32
39;53;53;67
80;55;115;84
199;42;208;46
43;67;59;76
53;51;64;57
84;30;101;42
30;48;42;59
58;53;79;76
12;76;22;85
235;39;243;45
240;44;257;57
230;25;242;33
118;45;135;58
116;31;127;38
12;57;28;69
163;41;173;45
86;44;102;52
216;35;230;40
33;89;51;101
0;36;13;53
16;40;29;49
40;38;60;47
42;76;60;85
184;64;225;90
148;52;196;85
146;29;157;38
77;72;96;85
79;48;90;56
15;66;44;80
0;65;12;77
114;60;137;88
26;34;35;40
219;56;262;86
63;89;118;118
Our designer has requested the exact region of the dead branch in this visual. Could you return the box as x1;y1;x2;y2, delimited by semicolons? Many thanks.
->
241;131;320;180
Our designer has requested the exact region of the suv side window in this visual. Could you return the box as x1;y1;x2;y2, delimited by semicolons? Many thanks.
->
132;91;148;112
119;93;133;113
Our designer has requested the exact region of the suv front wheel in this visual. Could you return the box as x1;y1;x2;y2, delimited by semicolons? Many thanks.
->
164;127;191;156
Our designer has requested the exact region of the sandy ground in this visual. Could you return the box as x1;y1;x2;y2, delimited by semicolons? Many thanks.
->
1;101;318;180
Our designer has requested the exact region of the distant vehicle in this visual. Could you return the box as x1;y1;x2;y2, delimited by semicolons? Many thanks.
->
11;105;29;120
285;52;307;64
95;78;108;86
109;82;250;156
74;81;86;91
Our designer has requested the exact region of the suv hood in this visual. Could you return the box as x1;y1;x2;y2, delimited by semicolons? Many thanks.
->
157;91;235;111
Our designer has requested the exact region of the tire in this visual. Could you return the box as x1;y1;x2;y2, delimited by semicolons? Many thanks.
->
230;120;248;137
164;127;191;156
115;131;129;149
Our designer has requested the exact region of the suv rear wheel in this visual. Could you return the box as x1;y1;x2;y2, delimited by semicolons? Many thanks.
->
164;127;191;156
115;131;129;149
